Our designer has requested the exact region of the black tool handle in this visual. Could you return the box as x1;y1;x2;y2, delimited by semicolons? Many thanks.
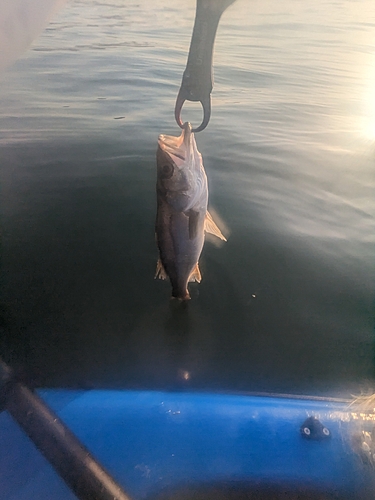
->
175;0;236;132
0;358;131;500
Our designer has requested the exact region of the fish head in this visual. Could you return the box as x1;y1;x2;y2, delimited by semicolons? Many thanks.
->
156;122;207;212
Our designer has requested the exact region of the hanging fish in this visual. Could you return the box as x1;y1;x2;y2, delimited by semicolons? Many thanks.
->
155;122;226;300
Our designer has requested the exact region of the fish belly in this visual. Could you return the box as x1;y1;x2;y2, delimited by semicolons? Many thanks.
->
156;199;205;300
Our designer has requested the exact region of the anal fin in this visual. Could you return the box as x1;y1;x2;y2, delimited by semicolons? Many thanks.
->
188;263;201;283
155;258;168;280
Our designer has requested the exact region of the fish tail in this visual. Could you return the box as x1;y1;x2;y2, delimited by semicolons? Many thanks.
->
171;287;191;301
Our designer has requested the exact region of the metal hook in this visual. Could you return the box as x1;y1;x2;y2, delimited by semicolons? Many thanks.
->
174;0;236;133
175;90;211;133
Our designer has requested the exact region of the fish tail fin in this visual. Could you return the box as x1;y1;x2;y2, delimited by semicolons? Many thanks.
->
171;291;191;301
205;211;227;241
155;258;168;280
188;263;201;283
170;263;200;300
171;285;191;301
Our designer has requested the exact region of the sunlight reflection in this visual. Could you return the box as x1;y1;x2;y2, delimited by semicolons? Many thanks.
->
362;53;375;141
179;370;191;381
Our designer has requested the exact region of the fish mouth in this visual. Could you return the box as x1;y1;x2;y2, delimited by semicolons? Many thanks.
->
181;121;192;146
158;122;192;165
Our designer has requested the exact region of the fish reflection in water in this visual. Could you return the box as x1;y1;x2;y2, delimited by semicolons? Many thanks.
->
155;122;226;301
127;299;216;388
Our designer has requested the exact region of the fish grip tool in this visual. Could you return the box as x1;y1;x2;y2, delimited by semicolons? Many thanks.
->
175;0;236;133
0;357;132;500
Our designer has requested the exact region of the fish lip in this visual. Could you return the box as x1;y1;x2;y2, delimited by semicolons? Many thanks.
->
181;122;192;147
158;122;193;159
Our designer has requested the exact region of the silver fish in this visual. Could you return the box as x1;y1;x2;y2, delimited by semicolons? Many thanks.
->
155;122;226;300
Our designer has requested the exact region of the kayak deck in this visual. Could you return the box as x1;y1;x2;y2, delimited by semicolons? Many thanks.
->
0;389;374;499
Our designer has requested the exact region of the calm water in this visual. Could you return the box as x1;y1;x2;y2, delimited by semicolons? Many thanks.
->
0;0;374;396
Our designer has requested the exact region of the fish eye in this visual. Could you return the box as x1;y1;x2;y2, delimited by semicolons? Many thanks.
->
161;164;174;179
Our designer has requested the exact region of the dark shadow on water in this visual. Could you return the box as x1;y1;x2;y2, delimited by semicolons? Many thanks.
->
165;300;191;337
0;141;374;396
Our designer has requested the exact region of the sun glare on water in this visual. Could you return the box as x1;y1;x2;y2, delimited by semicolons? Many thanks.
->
360;52;375;143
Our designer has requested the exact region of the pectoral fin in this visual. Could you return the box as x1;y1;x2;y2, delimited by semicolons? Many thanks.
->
205;211;227;241
155;259;168;280
188;210;200;240
188;263;202;283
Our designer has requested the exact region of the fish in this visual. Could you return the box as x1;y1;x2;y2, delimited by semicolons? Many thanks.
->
155;121;226;300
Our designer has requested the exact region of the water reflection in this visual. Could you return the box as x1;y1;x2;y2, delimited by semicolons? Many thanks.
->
0;0;374;396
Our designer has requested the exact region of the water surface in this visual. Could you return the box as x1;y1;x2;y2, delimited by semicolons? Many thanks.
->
0;0;374;396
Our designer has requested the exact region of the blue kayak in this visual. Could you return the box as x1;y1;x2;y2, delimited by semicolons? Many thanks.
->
1;387;374;500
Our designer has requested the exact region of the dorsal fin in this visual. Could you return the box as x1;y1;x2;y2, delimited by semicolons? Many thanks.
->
188;263;201;283
204;211;227;241
155;259;168;280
